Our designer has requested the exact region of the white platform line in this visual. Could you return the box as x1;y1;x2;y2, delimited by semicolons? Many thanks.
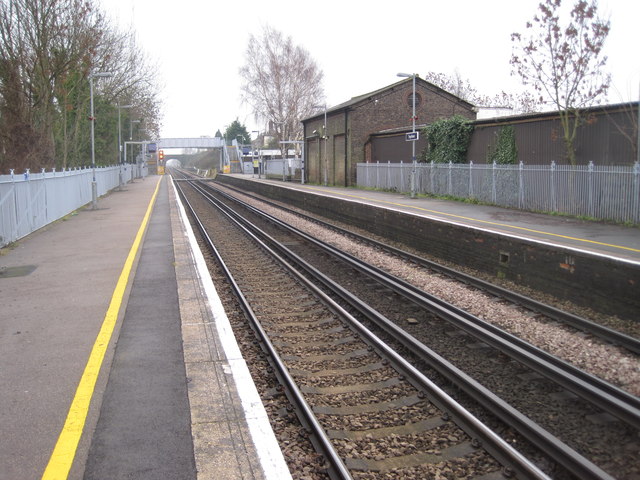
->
172;179;293;480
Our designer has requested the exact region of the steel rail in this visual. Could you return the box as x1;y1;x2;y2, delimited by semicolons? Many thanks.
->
173;178;353;480
192;181;631;479
189;179;621;480
182;178;553;480
212;179;640;356
206;182;640;427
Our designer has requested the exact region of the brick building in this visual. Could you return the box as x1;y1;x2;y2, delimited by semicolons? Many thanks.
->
302;77;476;186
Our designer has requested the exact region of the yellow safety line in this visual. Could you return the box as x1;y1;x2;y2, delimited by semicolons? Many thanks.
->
301;186;640;254
41;176;163;480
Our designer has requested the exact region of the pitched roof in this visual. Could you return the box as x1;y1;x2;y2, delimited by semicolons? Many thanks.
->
303;77;476;123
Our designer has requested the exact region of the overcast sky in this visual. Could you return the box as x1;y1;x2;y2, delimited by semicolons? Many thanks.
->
100;0;639;140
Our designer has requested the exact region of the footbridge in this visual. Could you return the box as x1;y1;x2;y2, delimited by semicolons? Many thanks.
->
155;137;247;174
157;137;225;149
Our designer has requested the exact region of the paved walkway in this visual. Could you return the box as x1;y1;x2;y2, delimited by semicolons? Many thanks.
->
1;177;160;480
0;176;289;480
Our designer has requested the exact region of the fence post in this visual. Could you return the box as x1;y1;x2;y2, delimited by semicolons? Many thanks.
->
492;162;497;204
468;161;473;198
588;161;594;218
633;162;639;223
25;168;33;233
448;161;452;196
375;161;380;189
518;161;524;209
10;169;17;243
387;161;391;190
551;161;557;212
430;161;435;194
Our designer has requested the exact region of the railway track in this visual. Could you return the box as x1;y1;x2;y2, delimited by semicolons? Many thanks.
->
213;178;640;355
172;171;639;479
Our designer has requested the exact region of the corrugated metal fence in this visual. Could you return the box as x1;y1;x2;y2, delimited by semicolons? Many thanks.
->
0;164;147;247
357;161;640;224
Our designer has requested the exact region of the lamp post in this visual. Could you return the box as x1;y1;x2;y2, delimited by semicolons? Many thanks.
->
117;104;132;190
313;104;328;186
129;118;140;141
129;119;141;179
89;71;113;209
397;72;417;198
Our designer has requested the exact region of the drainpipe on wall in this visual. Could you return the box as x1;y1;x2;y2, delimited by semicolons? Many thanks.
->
345;108;349;187
303;123;307;182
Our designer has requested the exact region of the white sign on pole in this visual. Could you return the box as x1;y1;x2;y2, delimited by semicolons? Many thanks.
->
405;132;419;141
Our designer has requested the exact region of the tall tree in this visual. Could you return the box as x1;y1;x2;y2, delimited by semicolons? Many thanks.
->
239;25;324;154
0;0;162;173
224;119;250;146
0;0;100;170
510;0;610;164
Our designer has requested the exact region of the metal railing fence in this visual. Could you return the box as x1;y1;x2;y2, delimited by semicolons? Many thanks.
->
262;157;303;181
357;161;640;224
0;164;147;247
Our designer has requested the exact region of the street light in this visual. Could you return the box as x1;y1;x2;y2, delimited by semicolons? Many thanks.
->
313;104;328;186
117;104;132;190
117;104;132;164
89;71;113;209
125;119;141;179
397;72;417;198
129;118;140;141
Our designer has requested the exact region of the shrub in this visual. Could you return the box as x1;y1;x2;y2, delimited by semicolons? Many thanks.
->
422;115;474;164
488;125;518;164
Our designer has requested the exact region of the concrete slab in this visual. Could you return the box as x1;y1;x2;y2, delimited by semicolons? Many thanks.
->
83;177;196;480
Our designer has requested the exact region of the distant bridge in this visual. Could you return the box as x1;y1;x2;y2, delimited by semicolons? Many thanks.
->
156;137;224;149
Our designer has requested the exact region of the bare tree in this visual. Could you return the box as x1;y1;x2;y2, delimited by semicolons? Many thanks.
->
100;23;163;139
239;25;324;153
511;0;610;164
423;70;481;104
423;70;539;114
605;101;639;163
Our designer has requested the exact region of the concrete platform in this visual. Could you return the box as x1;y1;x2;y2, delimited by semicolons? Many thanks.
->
0;175;290;480
220;174;640;263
